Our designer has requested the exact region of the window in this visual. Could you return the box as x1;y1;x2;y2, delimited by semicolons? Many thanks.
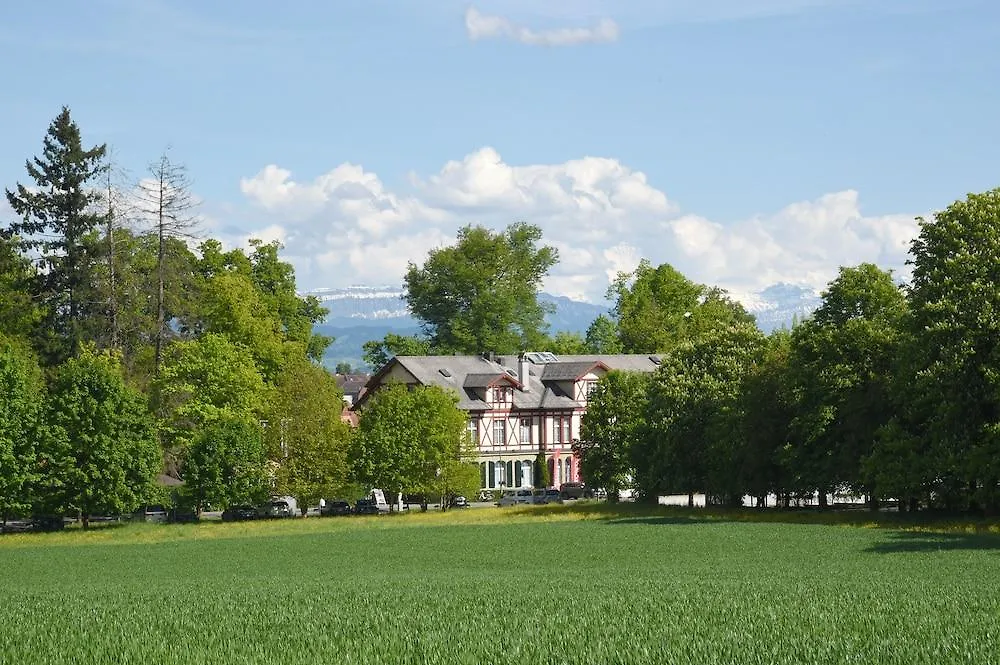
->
467;418;479;445
583;380;598;399
492;419;507;446
493;385;511;405
553;415;572;444
520;418;532;445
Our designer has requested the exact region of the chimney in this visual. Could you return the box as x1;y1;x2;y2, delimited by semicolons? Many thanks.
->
519;353;530;392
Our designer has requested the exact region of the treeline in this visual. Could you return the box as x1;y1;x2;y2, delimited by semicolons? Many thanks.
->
0;108;477;526
576;189;1000;514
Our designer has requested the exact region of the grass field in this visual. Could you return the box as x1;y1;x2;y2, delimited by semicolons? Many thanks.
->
1;506;999;664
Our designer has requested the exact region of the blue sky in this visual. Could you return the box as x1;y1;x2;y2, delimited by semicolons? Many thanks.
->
2;0;998;303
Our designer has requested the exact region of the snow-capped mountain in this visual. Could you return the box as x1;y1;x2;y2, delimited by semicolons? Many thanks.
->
303;283;821;369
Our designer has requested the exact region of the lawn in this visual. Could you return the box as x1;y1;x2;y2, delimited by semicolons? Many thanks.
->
1;506;998;664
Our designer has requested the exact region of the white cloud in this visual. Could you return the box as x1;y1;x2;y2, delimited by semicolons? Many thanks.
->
232;148;921;308
465;6;619;46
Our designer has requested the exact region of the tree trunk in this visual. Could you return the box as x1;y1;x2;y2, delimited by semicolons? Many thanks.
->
687;491;694;508
155;194;166;375
818;490;829;510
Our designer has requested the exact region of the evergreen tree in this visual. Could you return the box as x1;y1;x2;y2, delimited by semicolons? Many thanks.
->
5;107;108;362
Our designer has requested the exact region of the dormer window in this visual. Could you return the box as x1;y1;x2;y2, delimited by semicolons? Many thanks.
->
493;385;512;405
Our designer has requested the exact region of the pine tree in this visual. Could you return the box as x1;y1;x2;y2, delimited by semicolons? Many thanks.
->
5;107;107;362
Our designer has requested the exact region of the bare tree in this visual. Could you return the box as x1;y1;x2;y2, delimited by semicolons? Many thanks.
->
101;153;134;351
135;150;199;373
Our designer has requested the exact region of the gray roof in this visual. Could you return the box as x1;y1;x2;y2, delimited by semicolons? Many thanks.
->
365;354;660;412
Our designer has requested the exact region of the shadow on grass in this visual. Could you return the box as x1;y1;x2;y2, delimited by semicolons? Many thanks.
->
864;530;1000;554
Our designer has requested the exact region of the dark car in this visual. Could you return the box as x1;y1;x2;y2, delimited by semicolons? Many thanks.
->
320;500;353;517
354;499;381;515
559;482;593;500
221;505;258;522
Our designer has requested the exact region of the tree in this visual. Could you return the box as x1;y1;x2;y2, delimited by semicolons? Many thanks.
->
533;451;551;489
609;260;704;353
362;333;432;370
5;107;108;363
785;264;906;507
636;320;765;506
335;362;354;375
192;239;327;381
404;223;558;354
41;347;161;527
154;333;269;474
546;331;589;355
0;236;41;341
0;336;44;524
351;384;468;508
875;189;1000;512
576;370;648;502
182;416;269;514
730;330;796;507
585;314;623;354
266;360;352;515
135;151;199;374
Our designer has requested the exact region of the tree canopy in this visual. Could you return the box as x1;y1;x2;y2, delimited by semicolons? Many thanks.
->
404;223;558;355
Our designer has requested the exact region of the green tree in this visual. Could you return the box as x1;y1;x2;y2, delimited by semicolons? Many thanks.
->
351;383;468;508
546;331;589;355
875;189;1000;512
0;237;42;341
0;336;44;524
266;360;352;514
636;320;765;506
182;416;269;514
731;330;796;507
5;107;108;363
609;260;704;353
335;362;354;375
154;333;269;473
362;333;432;370
533;451;551;489
41;347;161;527
785;264;906;507
404;223;558;354
576;370;648;501
585;314;623;354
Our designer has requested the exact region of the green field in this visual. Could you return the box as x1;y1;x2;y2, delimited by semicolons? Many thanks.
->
1;507;998;664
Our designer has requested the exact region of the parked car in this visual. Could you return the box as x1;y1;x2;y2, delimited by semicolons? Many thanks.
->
498;489;533;506
449;495;469;509
354;498;381;515
168;508;199;523
320;500;353;517
559;482;593;500
532;488;563;505
260;500;295;519
132;504;169;523
221;505;258;522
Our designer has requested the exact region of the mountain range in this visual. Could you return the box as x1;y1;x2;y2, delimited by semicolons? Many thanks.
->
306;284;821;371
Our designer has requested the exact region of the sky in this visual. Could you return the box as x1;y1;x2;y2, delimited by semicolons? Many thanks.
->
2;0;998;304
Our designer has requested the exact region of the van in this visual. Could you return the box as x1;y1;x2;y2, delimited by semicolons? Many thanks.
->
260;496;299;518
132;505;168;523
498;489;533;506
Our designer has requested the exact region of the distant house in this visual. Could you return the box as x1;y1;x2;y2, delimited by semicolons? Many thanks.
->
335;373;370;408
354;352;661;491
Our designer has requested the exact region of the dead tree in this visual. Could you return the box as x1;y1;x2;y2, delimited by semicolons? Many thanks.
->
135;150;199;374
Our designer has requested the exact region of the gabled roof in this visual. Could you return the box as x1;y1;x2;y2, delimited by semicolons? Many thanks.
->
463;372;521;389
357;353;661;412
540;360;611;381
